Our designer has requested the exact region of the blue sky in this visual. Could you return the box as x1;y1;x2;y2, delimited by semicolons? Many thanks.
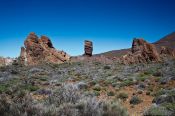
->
0;0;175;57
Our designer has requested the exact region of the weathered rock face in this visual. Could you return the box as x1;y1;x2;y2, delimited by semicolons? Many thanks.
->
19;47;26;65
84;40;93;56
0;57;14;66
121;38;161;64
160;46;175;58
19;32;70;65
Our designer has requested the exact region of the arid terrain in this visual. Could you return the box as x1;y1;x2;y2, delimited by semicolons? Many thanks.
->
0;32;175;116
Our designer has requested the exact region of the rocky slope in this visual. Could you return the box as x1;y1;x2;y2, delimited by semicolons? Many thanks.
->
154;32;175;50
19;32;70;65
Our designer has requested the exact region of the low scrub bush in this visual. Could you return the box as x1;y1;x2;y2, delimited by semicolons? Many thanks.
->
130;96;142;105
144;106;171;116
93;85;101;91
104;65;111;70
107;91;115;96
117;92;128;100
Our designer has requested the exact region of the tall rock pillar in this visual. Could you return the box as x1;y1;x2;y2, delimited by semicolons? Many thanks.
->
84;40;93;56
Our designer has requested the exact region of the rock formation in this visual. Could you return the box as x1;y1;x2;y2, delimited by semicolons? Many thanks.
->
0;57;15;66
121;38;161;64
19;32;70;65
160;46;175;58
84;40;93;56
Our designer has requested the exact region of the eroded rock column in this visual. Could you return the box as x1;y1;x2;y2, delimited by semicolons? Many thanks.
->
84;40;93;56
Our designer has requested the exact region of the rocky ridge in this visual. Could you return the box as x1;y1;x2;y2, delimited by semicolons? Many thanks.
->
17;32;175;65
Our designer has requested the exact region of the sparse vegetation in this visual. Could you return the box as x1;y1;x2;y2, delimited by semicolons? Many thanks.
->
0;58;174;115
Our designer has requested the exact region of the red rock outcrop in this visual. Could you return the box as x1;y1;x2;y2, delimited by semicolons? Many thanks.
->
121;38;161;64
84;40;93;56
19;32;70;65
160;46;175;58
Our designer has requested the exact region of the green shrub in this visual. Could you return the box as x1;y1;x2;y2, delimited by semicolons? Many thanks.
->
104;65;111;70
0;85;8;93
143;71;151;75
155;77;161;82
112;83;117;87
89;80;96;86
162;103;175;112
117;92;128;100
120;79;134;87
130;96;142;105
0;94;11;115
93;85;101;91
144;106;170;116
153;71;162;77
146;91;151;95
144;68;157;76
147;86;154;92
102;101;128;116
22;84;39;92
39;77;48;81
93;91;100;96
107;91;115;96
105;79;113;85
153;89;166;97
136;76;148;82
138;73;146;77
0;66;6;72
94;62;101;66
137;90;143;94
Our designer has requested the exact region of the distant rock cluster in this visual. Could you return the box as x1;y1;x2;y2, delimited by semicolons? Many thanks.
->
0;57;15;66
16;32;175;66
19;32;70;65
120;38;175;64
